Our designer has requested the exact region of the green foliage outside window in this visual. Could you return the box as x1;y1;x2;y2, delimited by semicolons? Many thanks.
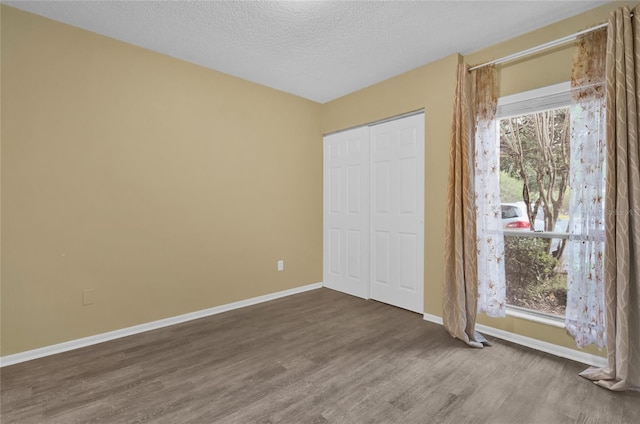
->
503;237;566;316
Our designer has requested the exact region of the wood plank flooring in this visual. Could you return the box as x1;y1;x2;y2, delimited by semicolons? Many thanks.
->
1;288;639;423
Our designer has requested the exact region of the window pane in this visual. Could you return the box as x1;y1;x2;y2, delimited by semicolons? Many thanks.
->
504;236;567;317
500;106;571;317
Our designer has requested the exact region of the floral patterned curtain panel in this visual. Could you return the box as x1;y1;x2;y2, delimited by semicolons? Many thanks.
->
472;66;506;318
565;28;608;349
443;64;500;348
579;5;640;392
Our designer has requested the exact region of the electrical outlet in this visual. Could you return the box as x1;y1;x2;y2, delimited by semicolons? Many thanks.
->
277;260;284;271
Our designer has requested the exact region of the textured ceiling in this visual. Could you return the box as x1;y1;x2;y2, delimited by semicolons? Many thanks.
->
4;0;612;103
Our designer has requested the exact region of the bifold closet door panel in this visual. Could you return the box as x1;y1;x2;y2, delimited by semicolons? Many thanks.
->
323;127;370;299
369;114;424;313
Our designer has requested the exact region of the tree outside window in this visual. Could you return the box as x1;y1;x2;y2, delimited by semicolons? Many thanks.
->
499;106;571;317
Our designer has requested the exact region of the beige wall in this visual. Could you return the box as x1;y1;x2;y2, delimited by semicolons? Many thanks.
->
3;2;635;358
1;6;322;356
321;1;636;357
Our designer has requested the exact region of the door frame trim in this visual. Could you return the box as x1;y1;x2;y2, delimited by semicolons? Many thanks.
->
323;109;425;137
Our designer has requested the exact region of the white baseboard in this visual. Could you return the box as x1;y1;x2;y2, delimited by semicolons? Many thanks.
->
422;312;443;326
0;282;323;367
423;313;607;368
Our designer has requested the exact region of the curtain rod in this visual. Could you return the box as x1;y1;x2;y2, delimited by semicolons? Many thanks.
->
468;22;609;71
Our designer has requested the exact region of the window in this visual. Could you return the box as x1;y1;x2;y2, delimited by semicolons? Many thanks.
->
496;83;589;319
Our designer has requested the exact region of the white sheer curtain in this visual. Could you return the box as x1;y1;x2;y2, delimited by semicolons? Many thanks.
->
565;29;607;349
473;67;506;318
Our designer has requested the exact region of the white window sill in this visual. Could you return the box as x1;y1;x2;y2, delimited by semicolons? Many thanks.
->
506;306;565;329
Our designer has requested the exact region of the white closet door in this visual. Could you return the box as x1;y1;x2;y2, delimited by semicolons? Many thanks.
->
369;114;424;313
323;127;370;299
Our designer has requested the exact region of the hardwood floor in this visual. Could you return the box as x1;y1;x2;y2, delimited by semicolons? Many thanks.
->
1;288;639;423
